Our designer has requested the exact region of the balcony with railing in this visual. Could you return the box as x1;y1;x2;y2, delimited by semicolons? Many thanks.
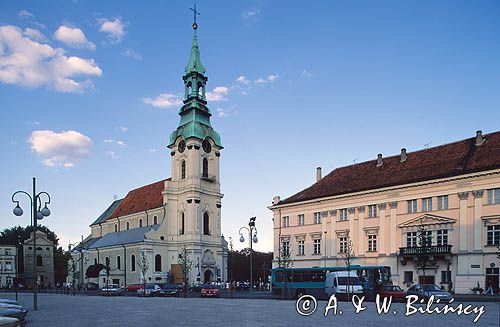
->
399;245;452;256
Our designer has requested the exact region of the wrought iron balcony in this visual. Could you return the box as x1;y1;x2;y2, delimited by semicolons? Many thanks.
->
399;245;452;256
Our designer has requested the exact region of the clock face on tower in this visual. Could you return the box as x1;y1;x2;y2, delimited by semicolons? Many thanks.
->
202;139;211;153
178;140;186;153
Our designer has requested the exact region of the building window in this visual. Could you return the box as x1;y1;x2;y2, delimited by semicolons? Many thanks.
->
5;262;12;271
203;213;210;235
131;254;136;272
406;232;417;247
153;216;158;225
94;258;97;265
441;271;451;283
339;208;348;221
368;205;377;218
437;230;448;246
139;219;143;228
419;231;433;246
282;241;290;256
202;158;209;178
404;271;413;283
36;255;43;267
487;188;500;204
282;216;289;228
437;195;449;210
486;225;500;245
126;222;130;230
181;160;186;179
117;256;121;270
114;224;118;232
407;199;417;213
313;239;321;255
5;250;11;256
297;240;304;255
180;213;185;235
298;214;305;226
422;197;433;212
313;212;321;224
339;237;347;253
155;254;161;272
368;235;377;252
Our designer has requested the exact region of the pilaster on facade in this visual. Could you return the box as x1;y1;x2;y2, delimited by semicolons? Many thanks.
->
378;204;387;255
458;191;469;251
358;207;365;256
473;189;484;251
389;201;398;254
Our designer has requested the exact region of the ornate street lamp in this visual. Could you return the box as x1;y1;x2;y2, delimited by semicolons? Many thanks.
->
239;216;258;298
11;177;51;311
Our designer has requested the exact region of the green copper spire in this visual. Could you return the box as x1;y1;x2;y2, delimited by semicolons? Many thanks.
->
168;6;222;149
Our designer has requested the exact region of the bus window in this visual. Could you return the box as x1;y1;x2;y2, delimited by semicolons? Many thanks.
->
276;271;285;282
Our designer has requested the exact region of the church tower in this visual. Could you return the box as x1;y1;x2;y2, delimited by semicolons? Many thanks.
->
164;10;225;283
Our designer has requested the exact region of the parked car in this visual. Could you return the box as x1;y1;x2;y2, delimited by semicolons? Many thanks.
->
83;282;99;290
137;284;162;297
190;283;204;292
325;271;364;299
0;316;21;327
101;284;124;296
0;299;18;306
0;306;28;321
159;284;180;297
377;285;406;302
201;284;220;298
406;284;452;302
125;284;144;292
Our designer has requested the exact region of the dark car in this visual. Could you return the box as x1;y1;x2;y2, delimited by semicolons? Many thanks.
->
137;284;162;297
201;284;220;298
160;284;180;297
84;282;99;290
125;284;144;292
406;284;452;302
377;285;405;302
190;283;204;292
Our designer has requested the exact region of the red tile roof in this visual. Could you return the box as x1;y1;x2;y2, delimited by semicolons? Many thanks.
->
108;179;170;219
279;131;500;205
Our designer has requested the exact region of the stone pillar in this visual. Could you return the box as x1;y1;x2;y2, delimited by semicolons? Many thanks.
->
330;210;337;257
357;206;365;256
458;192;469;252
321;211;329;258
378;203;387;255
348;208;356;256
389;202;398;254
473;190;484;251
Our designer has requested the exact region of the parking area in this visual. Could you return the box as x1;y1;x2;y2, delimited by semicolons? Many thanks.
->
1;292;498;326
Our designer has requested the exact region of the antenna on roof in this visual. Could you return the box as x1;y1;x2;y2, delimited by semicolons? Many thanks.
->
353;157;359;164
424;142;432;149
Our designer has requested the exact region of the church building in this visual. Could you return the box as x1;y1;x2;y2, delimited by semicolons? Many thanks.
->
71;16;228;288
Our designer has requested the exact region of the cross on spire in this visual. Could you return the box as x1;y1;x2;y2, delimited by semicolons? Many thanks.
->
190;2;200;30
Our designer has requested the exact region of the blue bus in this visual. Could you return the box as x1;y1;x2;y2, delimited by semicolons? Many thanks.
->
271;265;392;300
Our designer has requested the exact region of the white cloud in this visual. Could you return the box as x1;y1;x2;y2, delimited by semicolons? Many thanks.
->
121;48;141;60
23;28;47;42
0;25;102;92
53;25;95;50
29;130;92;167
142;93;183;109
98;18;125;43
117;126;128;132
241;9;260;21
236;75;250;85
104;139;127;148
267;74;278;82
301;69;312;77
216;106;237;118
18;10;46;29
206;86;229;101
149;148;157;153
105;150;118;159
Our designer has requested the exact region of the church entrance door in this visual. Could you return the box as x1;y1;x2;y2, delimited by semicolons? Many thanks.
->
204;270;212;283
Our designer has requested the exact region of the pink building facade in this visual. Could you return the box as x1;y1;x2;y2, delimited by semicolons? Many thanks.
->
270;130;500;294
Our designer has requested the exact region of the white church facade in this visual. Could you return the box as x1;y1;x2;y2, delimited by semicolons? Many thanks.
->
70;18;228;288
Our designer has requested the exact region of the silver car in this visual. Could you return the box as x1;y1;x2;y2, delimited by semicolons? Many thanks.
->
406;284;452;302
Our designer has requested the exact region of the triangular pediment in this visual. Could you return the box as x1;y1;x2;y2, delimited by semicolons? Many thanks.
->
398;214;456;228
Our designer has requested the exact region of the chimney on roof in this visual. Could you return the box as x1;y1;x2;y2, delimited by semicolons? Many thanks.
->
376;153;383;167
272;196;281;205
475;130;484;146
400;148;407;162
316;167;322;182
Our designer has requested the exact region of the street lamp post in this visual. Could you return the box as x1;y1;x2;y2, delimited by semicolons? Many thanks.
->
69;235;89;294
11;177;51;311
239;216;258;299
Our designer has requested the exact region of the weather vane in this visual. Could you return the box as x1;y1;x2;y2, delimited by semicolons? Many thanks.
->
190;2;200;30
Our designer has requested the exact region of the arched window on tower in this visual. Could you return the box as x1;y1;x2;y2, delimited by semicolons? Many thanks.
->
180;213;185;235
114;224;118;232
94;258;97;265
153;216;158;225
126;222;130;230
131;254;136;272
181;160;186;179
203;213;210;235
202;158;209;178
36;255;43;266
139;219;143;228
155;254;162;272
117;256;121;270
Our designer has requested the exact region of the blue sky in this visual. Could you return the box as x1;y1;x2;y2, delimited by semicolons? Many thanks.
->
1;1;499;252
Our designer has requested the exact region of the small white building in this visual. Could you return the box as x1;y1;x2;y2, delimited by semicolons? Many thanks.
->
0;245;17;288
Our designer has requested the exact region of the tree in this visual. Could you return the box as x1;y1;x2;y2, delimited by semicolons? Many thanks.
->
341;231;355;301
178;246;193;298
277;243;293;299
416;220;431;282
104;257;111;289
137;252;149;291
